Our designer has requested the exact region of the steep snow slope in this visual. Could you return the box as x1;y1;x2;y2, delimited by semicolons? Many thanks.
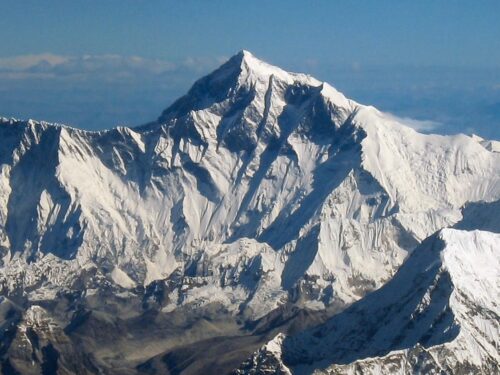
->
471;134;500;153
1;51;499;320
237;228;500;374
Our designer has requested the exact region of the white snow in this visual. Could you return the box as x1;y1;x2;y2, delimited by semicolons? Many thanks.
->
0;50;499;329
242;229;499;374
111;266;137;289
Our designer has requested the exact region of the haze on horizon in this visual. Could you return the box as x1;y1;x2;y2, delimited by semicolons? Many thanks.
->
1;0;499;139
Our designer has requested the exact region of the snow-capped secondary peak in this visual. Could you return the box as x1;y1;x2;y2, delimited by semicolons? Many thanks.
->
237;228;500;374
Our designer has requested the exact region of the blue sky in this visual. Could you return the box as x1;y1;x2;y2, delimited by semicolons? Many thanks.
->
1;1;499;138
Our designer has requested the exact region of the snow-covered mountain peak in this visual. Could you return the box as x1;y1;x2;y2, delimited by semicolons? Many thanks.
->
1;52;499;297
152;50;356;131
235;49;321;86
227;50;356;111
1;51;499;374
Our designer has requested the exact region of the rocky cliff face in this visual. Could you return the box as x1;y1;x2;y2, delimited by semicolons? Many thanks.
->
0;51;498;374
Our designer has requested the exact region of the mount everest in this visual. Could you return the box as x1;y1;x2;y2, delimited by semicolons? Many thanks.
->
0;51;498;374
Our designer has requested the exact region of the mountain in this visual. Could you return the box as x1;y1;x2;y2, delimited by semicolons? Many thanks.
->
0;51;498;374
236;227;500;375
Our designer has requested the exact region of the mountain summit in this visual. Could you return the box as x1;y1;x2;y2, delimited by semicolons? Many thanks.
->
0;51;499;374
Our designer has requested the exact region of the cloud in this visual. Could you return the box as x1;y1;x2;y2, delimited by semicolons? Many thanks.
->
0;53;229;130
387;113;442;132
0;53;221;82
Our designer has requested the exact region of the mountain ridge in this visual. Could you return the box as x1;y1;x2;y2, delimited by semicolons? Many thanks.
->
0;51;499;374
237;227;499;374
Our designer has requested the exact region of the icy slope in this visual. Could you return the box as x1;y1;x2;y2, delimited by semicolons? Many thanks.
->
0;51;499;319
237;228;500;374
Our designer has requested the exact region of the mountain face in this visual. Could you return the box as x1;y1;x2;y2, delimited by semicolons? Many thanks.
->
236;227;500;375
0;51;498;374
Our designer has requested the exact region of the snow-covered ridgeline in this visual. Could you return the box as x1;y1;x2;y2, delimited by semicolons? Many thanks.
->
237;228;500;374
